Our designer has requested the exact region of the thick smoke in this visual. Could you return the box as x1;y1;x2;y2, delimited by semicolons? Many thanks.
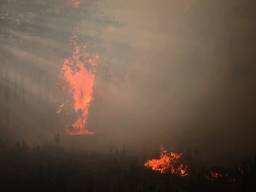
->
0;0;256;165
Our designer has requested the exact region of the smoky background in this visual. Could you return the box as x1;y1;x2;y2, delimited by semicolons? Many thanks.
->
0;0;256;165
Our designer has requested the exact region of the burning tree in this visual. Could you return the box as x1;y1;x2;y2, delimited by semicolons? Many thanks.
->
61;45;98;135
58;0;99;136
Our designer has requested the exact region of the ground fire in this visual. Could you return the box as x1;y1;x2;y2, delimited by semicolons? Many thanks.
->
206;171;224;181
144;147;189;176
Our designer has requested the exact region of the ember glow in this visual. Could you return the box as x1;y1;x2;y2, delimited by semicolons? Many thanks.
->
61;46;98;135
207;171;224;181
70;0;80;8
56;103;65;114
144;147;189;176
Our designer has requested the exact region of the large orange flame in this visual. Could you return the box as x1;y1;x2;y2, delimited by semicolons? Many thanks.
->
58;0;98;135
61;46;98;135
144;147;189;176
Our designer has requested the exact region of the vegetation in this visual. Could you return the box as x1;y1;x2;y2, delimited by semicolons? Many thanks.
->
0;141;255;192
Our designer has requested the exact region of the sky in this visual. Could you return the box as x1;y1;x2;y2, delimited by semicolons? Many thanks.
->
0;0;256;165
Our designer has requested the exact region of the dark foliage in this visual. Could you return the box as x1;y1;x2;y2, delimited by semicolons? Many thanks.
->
0;141;255;192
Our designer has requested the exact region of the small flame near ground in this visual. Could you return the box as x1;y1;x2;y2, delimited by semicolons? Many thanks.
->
206;171;224;181
144;147;189;176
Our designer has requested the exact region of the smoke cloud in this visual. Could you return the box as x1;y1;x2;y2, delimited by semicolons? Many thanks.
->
0;0;256;165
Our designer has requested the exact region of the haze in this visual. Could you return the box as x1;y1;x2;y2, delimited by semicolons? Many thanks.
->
0;0;256;165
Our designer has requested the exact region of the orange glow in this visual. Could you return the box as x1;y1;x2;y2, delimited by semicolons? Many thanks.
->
144;147;189;176
61;46;98;135
58;0;98;135
56;103;65;114
70;0;80;8
207;171;224;181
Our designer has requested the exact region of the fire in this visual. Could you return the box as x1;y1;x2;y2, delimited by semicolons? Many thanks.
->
57;0;98;135
207;171;224;181
144;147;189;176
56;103;65;114
70;0;81;8
61;45;98;135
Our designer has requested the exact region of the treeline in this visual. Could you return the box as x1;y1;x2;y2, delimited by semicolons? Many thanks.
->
0;141;255;192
